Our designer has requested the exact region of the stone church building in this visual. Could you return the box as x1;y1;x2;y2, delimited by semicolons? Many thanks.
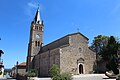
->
26;7;96;76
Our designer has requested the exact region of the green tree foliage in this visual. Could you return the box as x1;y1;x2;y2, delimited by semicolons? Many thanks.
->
92;35;120;74
52;73;72;80
91;35;109;55
101;36;120;74
49;64;60;77
60;73;72;80
25;69;38;77
49;64;72;80
100;36;120;60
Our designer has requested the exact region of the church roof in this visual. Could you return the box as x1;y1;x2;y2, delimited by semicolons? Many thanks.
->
41;32;89;53
67;32;89;40
33;7;41;24
51;32;89;41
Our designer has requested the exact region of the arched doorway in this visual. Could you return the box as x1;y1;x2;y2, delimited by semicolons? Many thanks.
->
79;64;83;74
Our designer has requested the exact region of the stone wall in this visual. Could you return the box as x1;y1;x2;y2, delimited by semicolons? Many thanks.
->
18;68;26;75
60;34;96;74
34;33;96;76
84;49;96;74
34;54;40;71
34;48;60;76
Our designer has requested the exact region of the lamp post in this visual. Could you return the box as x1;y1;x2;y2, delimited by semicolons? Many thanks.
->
0;38;4;78
0;38;4;63
16;61;18;79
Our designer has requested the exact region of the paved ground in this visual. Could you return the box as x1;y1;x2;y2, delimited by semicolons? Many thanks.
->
0;74;117;80
72;74;116;80
0;76;15;80
26;74;116;80
0;79;16;80
73;75;102;80
0;74;16;80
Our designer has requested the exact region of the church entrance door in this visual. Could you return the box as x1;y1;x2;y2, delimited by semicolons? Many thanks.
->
79;64;83;74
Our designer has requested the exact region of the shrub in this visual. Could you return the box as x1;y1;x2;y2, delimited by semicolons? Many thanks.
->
50;64;72;80
49;64;60;77
60;73;72;80
52;75;61;80
52;73;72;80
25;69;38;77
0;70;2;75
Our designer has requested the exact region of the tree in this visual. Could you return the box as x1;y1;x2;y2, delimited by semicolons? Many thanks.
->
100;36;119;60
91;35;109;55
49;64;72;80
49;64;60;77
101;36;120;74
25;69;38;77
91;35;120;74
91;35;109;73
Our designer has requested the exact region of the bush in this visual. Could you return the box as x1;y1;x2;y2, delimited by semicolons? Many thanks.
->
52;75;61;80
0;70;2;75
52;73;72;80
49;64;60;77
50;64;72;80
60;73;72;80
25;69;38;77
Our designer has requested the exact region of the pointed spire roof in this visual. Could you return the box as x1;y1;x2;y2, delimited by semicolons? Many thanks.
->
33;7;41;24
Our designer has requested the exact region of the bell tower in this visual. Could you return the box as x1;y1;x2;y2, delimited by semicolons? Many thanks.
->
27;7;44;71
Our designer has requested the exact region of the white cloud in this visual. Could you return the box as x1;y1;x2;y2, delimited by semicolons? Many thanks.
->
112;4;120;14
23;1;44;20
24;2;39;19
28;2;38;8
109;3;120;16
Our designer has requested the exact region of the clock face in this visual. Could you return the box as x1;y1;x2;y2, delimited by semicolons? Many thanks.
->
36;34;40;38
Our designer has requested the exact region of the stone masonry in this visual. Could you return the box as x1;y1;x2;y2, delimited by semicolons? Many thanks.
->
33;33;96;76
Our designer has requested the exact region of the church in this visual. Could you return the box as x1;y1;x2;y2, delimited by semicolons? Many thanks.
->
26;7;96;76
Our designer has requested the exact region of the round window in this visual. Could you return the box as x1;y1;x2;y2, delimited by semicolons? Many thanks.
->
79;47;82;52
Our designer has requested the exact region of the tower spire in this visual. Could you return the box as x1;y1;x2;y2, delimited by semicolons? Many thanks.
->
33;5;41;24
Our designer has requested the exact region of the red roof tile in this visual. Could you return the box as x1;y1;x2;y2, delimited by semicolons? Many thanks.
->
17;62;26;67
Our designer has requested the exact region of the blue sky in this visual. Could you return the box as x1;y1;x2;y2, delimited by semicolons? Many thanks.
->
0;0;120;68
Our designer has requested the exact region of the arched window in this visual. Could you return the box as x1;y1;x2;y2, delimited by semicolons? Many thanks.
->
40;27;42;31
37;26;39;30
38;41;40;46
35;26;38;30
35;41;37;47
35;41;41;47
